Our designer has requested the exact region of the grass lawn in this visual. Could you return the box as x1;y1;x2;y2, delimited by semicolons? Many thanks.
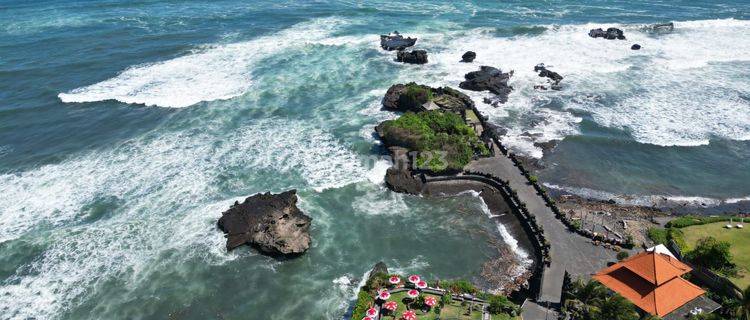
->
378;291;517;320
682;221;750;288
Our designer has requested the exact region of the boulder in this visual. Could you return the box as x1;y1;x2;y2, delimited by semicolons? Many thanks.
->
371;261;389;277
461;51;476;62
217;190;311;256
396;50;428;64
588;27;625;40
380;31;417;51
631;44;641;50
459;66;513;105
384;167;424;195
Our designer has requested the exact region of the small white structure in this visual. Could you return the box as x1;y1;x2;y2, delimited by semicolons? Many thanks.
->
737;218;744;229
646;244;677;259
726;218;733;229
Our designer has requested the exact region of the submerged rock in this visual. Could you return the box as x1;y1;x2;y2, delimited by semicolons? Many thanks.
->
459;66;513;105
380;31;417;51
631;44;642;50
217;190;311;256
588;27;626;40
461;51;476;63
643;22;674;34
534;63;563;90
396;50;428;64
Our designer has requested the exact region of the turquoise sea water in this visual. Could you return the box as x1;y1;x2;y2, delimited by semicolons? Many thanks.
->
1;1;750;319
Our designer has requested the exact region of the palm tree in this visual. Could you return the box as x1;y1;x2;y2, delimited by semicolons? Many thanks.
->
740;285;750;320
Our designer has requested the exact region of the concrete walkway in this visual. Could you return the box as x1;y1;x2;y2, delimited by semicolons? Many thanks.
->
466;144;615;316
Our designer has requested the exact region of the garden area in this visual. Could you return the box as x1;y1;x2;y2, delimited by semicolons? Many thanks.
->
647;215;749;288
682;221;749;288
351;272;520;320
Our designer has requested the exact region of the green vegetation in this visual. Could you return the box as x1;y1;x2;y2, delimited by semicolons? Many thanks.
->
682;222;750;288
351;290;372;320
616;251;629;261
666;216;741;228
686;237;737;276
381;291;517;320
740;285;750;320
647;227;686;249
562;278;640;320
379;110;489;172
398;83;434;110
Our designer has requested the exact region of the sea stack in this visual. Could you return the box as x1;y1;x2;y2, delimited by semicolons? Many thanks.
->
217;190;311;257
380;31;417;51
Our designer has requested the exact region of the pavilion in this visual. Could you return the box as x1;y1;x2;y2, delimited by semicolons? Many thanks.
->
593;247;720;319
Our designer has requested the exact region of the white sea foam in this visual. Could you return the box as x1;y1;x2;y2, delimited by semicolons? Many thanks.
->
543;183;734;207
474;194;532;265
0;118;366;319
58;17;350;108
396;19;750;156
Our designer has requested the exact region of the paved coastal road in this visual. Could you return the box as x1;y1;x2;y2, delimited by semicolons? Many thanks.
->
466;144;616;317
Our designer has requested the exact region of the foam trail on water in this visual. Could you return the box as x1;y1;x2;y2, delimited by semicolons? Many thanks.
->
58;17;349;108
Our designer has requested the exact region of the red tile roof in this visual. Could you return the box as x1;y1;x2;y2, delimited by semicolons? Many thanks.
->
593;251;705;317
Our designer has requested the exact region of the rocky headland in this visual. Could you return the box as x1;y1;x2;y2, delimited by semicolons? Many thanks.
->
217;190;311;257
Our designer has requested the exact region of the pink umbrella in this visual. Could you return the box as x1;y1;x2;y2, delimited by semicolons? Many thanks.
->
402;310;417;320
424;296;437;307
378;289;391;300
384;301;398;311
416;280;428;289
361;317;372;320
406;289;419;299
408;275;420;284
389;275;401;285
366;307;378;318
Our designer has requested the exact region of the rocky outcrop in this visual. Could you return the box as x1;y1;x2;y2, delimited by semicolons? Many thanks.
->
380;31;417;51
588;27;625;40
631;44;641;50
382;83;474;112
533;63;563;90
385;167;424;195
370;261;389;277
461;51;476;62
459;66;513;105
396;50;428;64
217;190;311;256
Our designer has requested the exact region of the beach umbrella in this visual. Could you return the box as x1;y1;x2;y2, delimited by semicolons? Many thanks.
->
424;296;437;307
384;301;398;311
389;275;401;285
378;289;391;300
366;307;378;318
361;317;372;320
408;275;420;284
402;310;417;320
407;289;419;299
416;280;427;289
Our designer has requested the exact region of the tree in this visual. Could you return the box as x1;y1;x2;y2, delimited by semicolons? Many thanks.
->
596;295;639;320
686;237;736;276
617;251;629;261
740;285;750;320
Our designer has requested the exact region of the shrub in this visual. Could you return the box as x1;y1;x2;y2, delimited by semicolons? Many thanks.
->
487;294;518;315
441;292;452;306
617;251;629;261
686;236;737;276
666;215;739;228
398;84;433;110
379;110;487;172
442;279;477;294
351;290;371;319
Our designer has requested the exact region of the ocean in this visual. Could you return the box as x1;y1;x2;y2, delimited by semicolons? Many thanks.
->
1;1;749;319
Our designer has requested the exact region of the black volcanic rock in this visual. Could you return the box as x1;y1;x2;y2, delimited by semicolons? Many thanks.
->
461;51;476;62
631;44;641;50
588;27;625;40
217;190;311;256
380;31;417;51
534;63;563;90
396;50;428;64
384;167;424;195
459;66;513;105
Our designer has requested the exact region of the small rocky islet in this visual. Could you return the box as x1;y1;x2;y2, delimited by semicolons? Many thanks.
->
217;190;311;257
